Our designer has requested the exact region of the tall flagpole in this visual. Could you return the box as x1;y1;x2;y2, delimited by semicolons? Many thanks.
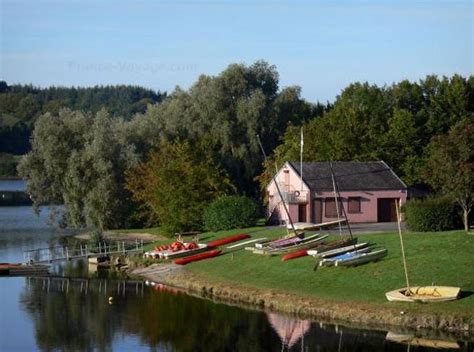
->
300;127;304;191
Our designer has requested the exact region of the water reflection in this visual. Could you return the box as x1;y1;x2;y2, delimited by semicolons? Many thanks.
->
17;277;471;352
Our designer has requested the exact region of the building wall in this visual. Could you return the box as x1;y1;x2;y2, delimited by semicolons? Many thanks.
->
314;189;407;223
267;162;407;224
267;163;310;224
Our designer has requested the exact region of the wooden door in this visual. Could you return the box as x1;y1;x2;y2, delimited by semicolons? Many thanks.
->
298;204;307;222
377;198;398;222
313;198;323;224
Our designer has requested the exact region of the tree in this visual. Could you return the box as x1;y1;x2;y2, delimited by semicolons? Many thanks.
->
425;115;474;231
125;141;234;234
18;109;139;229
135;60;318;195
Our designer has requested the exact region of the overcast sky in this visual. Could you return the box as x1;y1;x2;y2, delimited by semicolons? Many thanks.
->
1;0;472;102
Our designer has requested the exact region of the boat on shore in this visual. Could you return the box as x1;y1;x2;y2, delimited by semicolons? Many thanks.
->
386;200;461;302
226;237;268;250
319;247;372;267
174;250;222;265
254;235;328;255
207;233;251;248
307;239;360;258
385;286;460;303
254;232;307;249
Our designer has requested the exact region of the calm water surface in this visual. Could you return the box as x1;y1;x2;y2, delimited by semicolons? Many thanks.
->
0;182;471;351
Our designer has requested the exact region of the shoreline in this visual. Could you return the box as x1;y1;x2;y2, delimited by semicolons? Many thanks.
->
131;263;473;337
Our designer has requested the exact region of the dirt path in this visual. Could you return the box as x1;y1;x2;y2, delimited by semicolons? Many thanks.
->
75;230;165;243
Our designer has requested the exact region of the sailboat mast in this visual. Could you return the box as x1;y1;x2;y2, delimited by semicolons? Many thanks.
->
395;200;411;292
329;161;343;236
300;127;304;192
329;161;354;241
257;135;300;238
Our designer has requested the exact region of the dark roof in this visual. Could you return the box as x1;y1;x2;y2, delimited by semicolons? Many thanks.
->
288;161;406;191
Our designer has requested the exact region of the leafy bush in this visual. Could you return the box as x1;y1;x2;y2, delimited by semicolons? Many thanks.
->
404;197;462;232
203;196;260;231
89;229;104;247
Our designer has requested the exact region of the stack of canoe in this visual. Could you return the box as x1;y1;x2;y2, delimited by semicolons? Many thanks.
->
282;237;357;261
247;234;328;256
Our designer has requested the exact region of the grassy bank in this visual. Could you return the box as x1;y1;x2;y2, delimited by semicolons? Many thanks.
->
136;227;474;323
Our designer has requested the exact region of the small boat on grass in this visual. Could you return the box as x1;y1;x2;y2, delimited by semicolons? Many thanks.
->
284;238;359;262
307;238;360;257
161;244;209;260
386;200;461;302
254;233;306;249
251;233;316;252
144;243;208;259
0;263;49;276
207;233;250;248
174;250;222;265
255;235;328;255
319;248;372;267
319;247;388;267
385;286;460;303
226;237;268;250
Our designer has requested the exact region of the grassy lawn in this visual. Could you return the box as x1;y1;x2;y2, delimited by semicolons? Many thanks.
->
153;227;474;316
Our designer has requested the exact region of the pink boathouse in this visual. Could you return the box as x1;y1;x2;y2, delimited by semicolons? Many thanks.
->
266;161;407;225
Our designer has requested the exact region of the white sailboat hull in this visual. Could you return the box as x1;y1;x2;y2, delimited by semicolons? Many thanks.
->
385;286;461;302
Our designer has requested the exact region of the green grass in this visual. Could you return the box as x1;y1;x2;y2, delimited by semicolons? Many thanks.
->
157;228;474;316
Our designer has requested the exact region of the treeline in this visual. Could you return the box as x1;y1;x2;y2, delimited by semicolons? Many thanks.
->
268;74;473;187
0;81;166;154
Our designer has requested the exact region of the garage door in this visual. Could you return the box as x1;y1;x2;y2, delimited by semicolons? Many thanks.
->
377;198;398;222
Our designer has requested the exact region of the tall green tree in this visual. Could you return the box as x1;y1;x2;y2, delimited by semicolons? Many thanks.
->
125;141;234;234
425;115;474;231
134;60;321;194
18;109;139;229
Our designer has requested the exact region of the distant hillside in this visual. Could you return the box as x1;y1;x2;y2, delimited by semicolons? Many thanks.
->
0;81;166;154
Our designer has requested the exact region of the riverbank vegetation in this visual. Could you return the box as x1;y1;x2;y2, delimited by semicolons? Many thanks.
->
138;227;474;321
13;62;473;231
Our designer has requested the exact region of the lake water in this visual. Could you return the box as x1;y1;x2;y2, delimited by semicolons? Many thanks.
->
0;181;471;351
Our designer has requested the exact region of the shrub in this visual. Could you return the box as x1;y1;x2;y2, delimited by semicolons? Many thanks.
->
89;229;104;247
404;197;462;232
203;195;260;231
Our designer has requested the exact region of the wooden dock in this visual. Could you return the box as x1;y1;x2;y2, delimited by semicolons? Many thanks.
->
26;276;146;296
24;240;145;264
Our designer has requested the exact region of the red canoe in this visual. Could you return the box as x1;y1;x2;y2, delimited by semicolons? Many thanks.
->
282;249;310;261
174;250;222;265
207;233;250;248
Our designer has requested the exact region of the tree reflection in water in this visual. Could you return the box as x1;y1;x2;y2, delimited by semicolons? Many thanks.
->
19;278;471;352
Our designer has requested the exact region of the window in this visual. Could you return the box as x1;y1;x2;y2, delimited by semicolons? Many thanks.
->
325;198;343;218
348;197;361;213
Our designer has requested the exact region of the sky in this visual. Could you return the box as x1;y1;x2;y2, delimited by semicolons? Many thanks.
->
1;0;472;102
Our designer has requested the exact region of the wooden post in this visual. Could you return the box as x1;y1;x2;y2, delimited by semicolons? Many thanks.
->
66;247;69;261
122;241;125;254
